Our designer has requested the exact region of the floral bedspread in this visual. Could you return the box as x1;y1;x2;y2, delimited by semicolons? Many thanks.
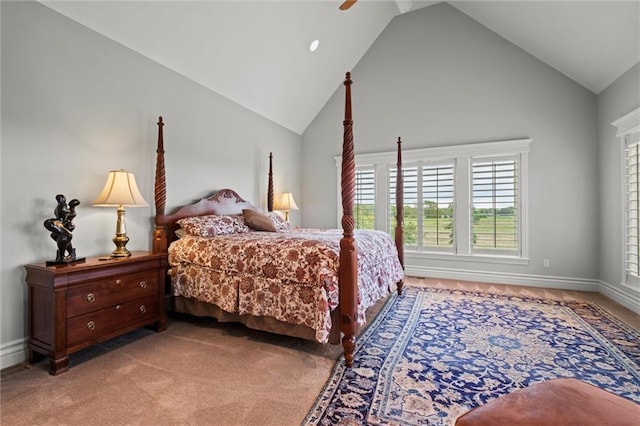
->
168;228;404;343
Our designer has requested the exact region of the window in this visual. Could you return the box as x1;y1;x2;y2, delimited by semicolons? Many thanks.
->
338;138;530;264
389;165;418;247
389;162;454;252
388;167;401;237
354;167;375;230
424;163;455;250
625;140;639;283
472;157;518;255
614;107;640;290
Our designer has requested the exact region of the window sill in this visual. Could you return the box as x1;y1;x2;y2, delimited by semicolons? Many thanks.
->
405;250;530;266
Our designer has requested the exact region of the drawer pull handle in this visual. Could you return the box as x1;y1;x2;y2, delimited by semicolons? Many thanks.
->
86;293;96;303
139;281;147;288
116;305;122;310
87;321;96;331
116;279;122;285
139;305;147;313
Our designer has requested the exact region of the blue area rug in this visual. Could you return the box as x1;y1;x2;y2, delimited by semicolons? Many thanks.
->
305;287;640;425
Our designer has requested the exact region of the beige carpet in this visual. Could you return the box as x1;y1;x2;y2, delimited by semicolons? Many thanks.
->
2;277;638;425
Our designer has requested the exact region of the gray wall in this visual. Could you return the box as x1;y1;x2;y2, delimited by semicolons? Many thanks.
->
597;64;640;301
302;3;601;288
0;1;301;368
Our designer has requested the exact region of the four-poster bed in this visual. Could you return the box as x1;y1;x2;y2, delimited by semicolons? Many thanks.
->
151;72;405;366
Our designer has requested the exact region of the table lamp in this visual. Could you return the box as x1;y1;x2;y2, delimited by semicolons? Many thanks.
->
274;192;299;221
94;170;148;257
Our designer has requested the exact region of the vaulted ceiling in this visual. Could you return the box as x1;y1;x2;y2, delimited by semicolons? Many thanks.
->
41;1;639;134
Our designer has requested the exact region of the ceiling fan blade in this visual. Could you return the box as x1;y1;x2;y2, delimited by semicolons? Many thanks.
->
339;0;357;10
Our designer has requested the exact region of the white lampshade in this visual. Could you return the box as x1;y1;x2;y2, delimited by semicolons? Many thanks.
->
274;192;298;222
94;170;148;207
274;192;299;211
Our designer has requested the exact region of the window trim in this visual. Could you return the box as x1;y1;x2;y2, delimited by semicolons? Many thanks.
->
336;138;531;265
613;107;640;291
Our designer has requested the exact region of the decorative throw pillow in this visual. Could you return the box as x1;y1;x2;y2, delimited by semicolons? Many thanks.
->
242;209;277;232
266;211;291;230
177;214;250;237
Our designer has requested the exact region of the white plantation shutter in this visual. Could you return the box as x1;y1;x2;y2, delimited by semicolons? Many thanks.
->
389;163;454;252
613;107;640;291
354;167;375;230
472;156;519;255
625;133;640;285
422;163;454;250
389;167;398;235
390;165;419;248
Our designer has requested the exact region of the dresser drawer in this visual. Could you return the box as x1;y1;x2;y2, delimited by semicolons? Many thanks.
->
66;294;158;347
66;271;158;318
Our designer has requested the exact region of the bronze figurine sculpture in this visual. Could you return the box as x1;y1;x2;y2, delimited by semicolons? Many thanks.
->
44;194;84;265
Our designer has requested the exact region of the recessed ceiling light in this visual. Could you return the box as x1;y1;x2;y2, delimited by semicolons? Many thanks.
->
309;39;319;52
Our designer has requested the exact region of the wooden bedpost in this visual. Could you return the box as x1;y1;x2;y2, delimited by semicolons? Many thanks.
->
395;137;404;295
153;116;168;254
268;152;274;212
339;72;358;367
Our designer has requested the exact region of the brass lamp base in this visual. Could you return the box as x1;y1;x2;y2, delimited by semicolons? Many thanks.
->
111;233;131;257
110;205;131;257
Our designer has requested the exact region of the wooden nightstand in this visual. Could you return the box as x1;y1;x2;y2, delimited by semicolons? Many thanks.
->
25;251;167;375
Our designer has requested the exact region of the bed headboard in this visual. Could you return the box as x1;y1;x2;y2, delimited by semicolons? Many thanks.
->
156;188;257;249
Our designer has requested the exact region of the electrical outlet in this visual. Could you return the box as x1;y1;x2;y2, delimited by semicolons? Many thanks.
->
544;259;550;268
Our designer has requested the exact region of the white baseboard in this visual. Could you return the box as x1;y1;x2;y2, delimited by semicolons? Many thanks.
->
599;280;640;314
0;337;27;370
405;265;600;292
405;265;640;313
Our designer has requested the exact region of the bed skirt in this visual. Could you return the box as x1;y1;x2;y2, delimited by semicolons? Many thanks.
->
172;296;342;344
